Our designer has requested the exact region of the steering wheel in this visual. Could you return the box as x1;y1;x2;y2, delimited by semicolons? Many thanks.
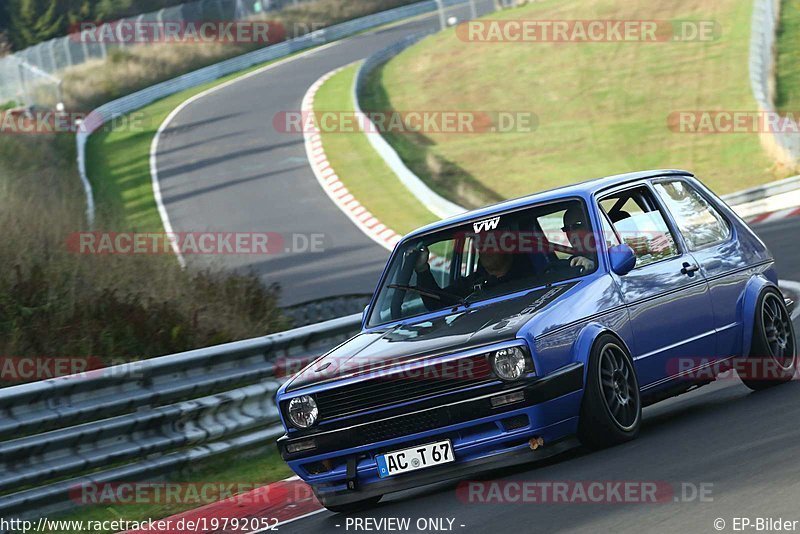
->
543;257;585;276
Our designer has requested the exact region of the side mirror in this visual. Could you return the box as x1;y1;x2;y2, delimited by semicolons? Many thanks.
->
609;244;636;276
361;305;369;325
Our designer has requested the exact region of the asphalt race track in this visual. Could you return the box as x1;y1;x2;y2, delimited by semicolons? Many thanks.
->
153;6;800;531
275;219;800;534
153;3;491;306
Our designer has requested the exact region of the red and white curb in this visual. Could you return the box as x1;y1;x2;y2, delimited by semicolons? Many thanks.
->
302;68;402;253
745;206;800;225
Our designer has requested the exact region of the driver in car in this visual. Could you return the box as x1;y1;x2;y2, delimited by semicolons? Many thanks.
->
562;205;596;272
410;231;534;310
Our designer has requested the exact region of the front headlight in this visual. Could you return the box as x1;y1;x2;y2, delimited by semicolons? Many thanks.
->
287;395;318;428
490;347;527;381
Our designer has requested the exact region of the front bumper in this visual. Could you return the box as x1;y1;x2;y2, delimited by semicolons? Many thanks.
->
315;435;582;507
276;363;584;505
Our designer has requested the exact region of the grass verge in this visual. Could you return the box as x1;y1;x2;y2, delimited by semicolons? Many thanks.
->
85;57;295;231
363;0;785;206
313;63;440;235
53;447;293;532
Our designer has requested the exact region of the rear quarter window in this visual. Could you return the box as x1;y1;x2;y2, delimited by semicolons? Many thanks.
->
653;180;730;250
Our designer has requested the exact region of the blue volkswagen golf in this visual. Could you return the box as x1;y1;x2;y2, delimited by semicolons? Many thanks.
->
276;170;796;512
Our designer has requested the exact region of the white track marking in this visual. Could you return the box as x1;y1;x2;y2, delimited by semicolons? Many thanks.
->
148;4;458;266
150;39;345;268
779;280;800;320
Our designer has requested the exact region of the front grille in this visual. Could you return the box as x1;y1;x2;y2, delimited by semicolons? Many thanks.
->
314;354;495;421
358;410;449;446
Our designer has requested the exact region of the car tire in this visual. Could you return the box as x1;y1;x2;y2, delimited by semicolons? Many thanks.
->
740;288;797;391
577;334;641;449
321;495;382;514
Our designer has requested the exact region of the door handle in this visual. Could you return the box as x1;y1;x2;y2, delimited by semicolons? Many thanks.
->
681;262;700;276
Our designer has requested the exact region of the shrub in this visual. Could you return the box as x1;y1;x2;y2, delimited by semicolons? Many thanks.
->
0;134;289;383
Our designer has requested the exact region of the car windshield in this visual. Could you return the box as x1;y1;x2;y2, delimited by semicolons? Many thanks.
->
367;199;598;327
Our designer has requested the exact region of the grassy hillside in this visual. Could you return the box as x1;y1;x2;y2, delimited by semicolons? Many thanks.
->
363;0;784;207
776;0;800;115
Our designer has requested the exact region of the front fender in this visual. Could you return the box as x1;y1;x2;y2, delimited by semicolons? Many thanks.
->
571;322;634;384
740;275;779;356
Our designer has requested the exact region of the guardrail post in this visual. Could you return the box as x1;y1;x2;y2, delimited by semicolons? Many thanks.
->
63;37;73;68
17;61;30;109
435;0;446;30
81;29;90;62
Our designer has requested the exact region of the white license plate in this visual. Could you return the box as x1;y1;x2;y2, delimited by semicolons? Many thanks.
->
376;440;454;478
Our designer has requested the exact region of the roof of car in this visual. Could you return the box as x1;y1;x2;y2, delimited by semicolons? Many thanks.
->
403;169;694;240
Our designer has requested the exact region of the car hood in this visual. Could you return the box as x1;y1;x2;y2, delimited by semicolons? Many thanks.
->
285;282;577;392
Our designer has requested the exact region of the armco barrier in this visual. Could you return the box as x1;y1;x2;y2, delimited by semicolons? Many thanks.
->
749;0;800;167
76;0;472;226
0;313;361;520
353;31;467;220
284;294;373;327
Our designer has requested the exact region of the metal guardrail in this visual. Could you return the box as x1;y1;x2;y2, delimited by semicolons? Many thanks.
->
749;0;800;166
0;0;321;107
353;30;467;220
284;294;373;327
76;0;470;225
0;313;361;520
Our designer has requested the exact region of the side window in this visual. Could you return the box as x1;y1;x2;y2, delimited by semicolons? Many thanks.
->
599;210;621;248
600;187;679;268
536;208;570;257
653;180;730;250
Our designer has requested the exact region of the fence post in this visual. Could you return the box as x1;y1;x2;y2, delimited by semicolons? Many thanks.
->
17;61;30;109
435;0;446;30
35;43;45;71
63;37;73;68
48;40;58;73
80;29;89;62
98;24;108;60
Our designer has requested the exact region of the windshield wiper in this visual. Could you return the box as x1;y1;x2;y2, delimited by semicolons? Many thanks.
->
387;284;468;307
